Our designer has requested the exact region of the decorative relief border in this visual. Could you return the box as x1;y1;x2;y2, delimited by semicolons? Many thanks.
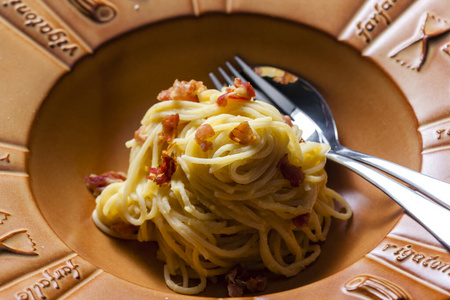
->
0;254;100;299
338;0;415;50
0;0;448;299
389;12;450;71
419;117;450;153
67;0;116;23
0;143;29;173
345;274;411;300
355;0;398;44
358;1;450;151
0;211;37;256
368;236;450;296
0;0;91;67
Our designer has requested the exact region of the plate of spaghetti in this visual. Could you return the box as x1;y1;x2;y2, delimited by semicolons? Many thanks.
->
2;1;450;299
86;79;352;295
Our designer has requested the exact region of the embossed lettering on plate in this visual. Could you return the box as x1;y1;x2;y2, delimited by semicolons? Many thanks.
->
369;238;450;295
435;128;450;140
382;243;450;274
0;0;90;66
0;254;99;299
389;12;450;71
68;0;117;23
339;0;415;50
356;0;398;44
0;153;11;163
15;259;80;300
345;274;411;300
418;119;450;152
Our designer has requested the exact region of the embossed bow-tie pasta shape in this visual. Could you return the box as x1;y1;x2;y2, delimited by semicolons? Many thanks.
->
0;230;37;255
389;12;450;71
0;211;37;255
0;211;10;224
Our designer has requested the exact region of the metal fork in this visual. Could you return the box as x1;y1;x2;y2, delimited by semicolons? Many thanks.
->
209;60;450;250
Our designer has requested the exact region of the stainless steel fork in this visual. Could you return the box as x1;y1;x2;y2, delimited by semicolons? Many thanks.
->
209;60;450;250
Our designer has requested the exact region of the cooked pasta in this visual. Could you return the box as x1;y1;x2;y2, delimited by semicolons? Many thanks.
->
90;79;352;295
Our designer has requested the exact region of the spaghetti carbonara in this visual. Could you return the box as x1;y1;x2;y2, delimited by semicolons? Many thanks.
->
90;79;352;295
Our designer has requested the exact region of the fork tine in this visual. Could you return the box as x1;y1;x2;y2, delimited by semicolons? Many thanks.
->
208;72;223;90
210;60;273;104
227;60;272;103
218;67;234;85
234;55;296;114
225;61;243;81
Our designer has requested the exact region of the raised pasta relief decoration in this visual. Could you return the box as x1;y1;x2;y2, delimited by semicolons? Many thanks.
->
0;211;37;256
68;0;117;23
0;211;10;224
389;12;450;71
345;274;411;300
0;230;37;255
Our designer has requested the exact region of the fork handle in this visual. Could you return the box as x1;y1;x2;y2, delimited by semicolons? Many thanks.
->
326;150;450;250
333;146;450;211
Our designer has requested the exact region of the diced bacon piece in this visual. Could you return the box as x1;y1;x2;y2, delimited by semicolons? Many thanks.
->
157;80;207;102
229;121;256;145
245;276;267;293
277;153;305;187
159;114;179;143
216;93;229;107
147;152;177;187
227;282;243;298
292;213;310;227
225;266;268;297
282;115;293;127
217;78;255;107
195;123;215;152
231;78;255;99
85;171;127;197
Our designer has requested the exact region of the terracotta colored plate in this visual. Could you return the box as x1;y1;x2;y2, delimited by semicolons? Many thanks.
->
1;1;449;299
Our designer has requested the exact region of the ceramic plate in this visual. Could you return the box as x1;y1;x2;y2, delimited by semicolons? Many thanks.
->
1;1;449;299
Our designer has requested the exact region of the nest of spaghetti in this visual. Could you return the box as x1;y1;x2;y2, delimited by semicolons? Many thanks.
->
86;78;352;296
